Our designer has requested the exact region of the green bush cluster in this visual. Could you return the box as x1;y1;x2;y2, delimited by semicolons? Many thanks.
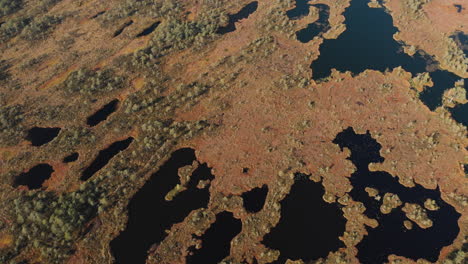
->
443;37;468;75
62;68;125;96
56;127;95;149
124;82;208;116
0;59;10;82
7;180;107;263
0;17;30;41
140;120;208;150
149;11;224;55
0;0;22;17
259;1;294;35
101;0;180;25
0;105;24;147
20;15;62;40
444;238;467;264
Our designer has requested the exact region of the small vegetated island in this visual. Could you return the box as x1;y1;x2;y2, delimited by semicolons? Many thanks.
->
0;0;466;264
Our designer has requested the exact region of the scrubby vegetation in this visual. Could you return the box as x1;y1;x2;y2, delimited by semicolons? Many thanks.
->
0;17;30;41
2;179;107;263
101;0;181;25
62;69;125;96
0;59;10;82
0;0;22;17
443;37;468;75
20;15;62;40
0;105;24;147
404;0;429;16
444;237;468;264
259;0;294;35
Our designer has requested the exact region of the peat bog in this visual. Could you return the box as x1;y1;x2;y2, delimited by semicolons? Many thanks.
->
333;127;460;263
110;148;214;264
263;174;346;263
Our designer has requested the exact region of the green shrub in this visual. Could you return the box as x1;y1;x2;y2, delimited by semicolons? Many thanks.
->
62;68;125;96
20;15;62;40
0;105;24;147
0;0;22;17
10;179;107;263
0;17;30;41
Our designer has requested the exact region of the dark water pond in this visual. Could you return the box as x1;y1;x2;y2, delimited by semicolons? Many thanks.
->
87;99;119;127
110;148;214;264
80;137;133;181
63;152;79;163
136;22;160;38
26;127;61;146
14;163;54;189
242;184;268;213
263;174;345;263
186;211;242;264
333;127;461;263
217;1;258;34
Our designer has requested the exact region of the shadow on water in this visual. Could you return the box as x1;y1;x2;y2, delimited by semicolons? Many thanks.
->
242;184;268;213
26;127;61;146
186;212;242;264
110;148;214;264
14;164;54;189
333;127;461;263
217;2;258;34
86;99;119;127
263;174;345;263
80;137;133;181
